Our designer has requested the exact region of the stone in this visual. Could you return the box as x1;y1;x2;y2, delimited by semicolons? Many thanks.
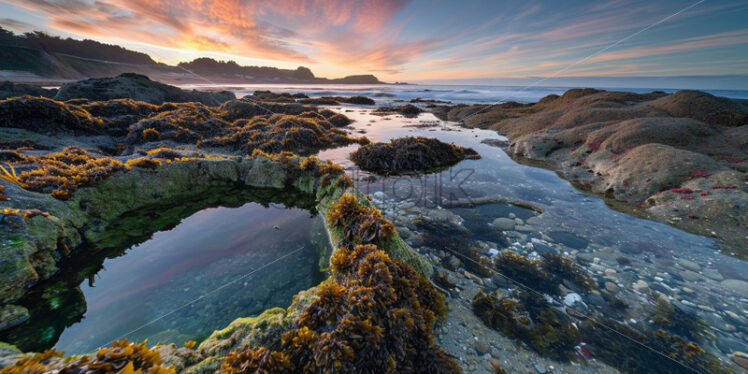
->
677;258;701;272
587;292;605;306
491;217;515;231
721;279;748;297
534;363;547;373
605;281;620;293
703;268;724;281
0;304;30;330
729;352;748;370
632;280;650;293
563;292;582;307
446;256;462;270
54;73;235;105
474;339;490;355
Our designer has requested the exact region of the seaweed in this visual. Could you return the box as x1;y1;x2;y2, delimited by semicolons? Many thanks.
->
14;146;125;200
126;157;162;169
579;319;732;374
199;113;363;155
472;289;580;361
350;136;480;174
0;338;175;374
326;194;395;247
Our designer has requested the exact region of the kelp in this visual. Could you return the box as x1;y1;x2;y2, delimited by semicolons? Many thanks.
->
350;136;480;174
0;338;175;374
15;146;124;200
223;244;458;374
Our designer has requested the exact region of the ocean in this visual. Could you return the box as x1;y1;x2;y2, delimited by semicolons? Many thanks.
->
176;83;748;105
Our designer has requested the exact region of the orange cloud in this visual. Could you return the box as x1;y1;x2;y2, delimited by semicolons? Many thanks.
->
7;0;411;65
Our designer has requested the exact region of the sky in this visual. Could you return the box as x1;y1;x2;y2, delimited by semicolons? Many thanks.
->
0;0;747;83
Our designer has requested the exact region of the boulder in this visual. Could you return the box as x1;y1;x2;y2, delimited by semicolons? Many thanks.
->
54;73;235;105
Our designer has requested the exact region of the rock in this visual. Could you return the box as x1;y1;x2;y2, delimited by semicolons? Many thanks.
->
474;339;490;355
446;256;462;270
563;292;582;307
632;280;650;293
491;217;515;231
680;270;700;282
350;137;480;174
587;292;605;306
55;73;235;105
720;279;748;297
703;268;724;281
729;352;748;370
605;281;620;294
677;259;701;272
577;253;596;263
534;363;547;373
0;81;57;99
0;305;30;330
434;268;457;288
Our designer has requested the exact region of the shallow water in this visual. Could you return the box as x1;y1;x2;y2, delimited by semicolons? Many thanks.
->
3;202;329;355
179;83;748;104
314;108;747;370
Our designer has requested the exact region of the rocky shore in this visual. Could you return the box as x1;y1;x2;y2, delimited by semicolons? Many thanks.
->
0;76;459;373
433;89;748;258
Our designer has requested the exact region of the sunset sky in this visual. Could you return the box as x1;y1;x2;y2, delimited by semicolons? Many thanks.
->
1;0;747;83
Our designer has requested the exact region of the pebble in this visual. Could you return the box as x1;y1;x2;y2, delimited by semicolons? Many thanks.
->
474;339;490;355
604;268;617;274
605;281;620;293
632;280;650;293
563;292;582;307
729;352;748;370
534;363;547;373
720;279;748;297
491;217;515;231
703;268;724;281
677;259;701;272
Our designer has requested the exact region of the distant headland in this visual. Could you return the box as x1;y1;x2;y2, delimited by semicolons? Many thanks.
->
0;27;384;85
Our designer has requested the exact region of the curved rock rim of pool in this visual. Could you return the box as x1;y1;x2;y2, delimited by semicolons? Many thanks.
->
0;154;437;372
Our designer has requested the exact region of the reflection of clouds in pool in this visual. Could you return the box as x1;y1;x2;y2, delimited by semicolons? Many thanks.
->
53;202;329;354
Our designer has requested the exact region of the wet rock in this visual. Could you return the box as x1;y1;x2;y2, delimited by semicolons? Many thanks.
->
632;280;650;293
677;259;701;272
0;81;57;99
55;73;235;105
703;268;724;281
0;305;30;330
350;136;480;174
680;270;701;282
446;256;462;270
563;293;582;307
587;292;605;307
729;351;748;370
474;339;490;355
720;279;748;297
434;268;458;288
491;217;515;231
547;231;587;249
605;282;620;294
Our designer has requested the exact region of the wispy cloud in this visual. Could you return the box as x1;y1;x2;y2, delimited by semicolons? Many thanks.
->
1;0;747;80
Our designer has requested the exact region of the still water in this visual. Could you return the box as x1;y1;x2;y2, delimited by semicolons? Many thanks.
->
50;203;329;354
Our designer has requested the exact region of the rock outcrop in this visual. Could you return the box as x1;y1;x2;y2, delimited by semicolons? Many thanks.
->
0;82;57;99
434;89;748;257
54;73;235;105
350;136;480;174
